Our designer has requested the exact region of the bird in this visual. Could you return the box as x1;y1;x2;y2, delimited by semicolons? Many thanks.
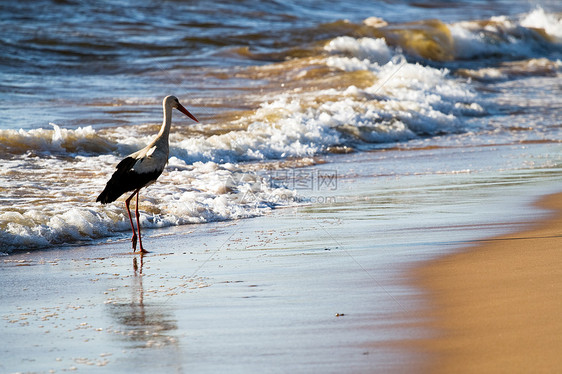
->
97;95;198;253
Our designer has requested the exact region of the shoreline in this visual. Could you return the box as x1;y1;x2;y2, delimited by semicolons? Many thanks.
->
1;146;560;373
416;191;562;372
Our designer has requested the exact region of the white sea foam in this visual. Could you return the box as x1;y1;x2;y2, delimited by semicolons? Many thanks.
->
324;45;481;139
449;7;562;59
190;38;482;161
325;36;393;64
449;20;536;59
520;7;562;43
0;123;117;156
0;155;295;253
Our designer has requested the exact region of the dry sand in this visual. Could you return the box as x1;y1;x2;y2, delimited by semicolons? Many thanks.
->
417;192;562;373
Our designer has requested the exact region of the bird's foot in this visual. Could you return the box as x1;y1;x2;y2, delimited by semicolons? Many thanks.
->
131;234;137;251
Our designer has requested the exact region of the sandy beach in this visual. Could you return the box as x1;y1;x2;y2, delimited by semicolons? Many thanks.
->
418;191;562;373
1;146;560;373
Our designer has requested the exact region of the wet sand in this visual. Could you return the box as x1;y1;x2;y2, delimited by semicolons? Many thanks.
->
418;192;562;373
0;215;428;373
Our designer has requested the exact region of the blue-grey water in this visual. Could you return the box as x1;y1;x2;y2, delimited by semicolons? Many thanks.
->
0;0;561;252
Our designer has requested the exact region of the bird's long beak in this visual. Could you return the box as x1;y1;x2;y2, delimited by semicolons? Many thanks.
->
177;103;199;123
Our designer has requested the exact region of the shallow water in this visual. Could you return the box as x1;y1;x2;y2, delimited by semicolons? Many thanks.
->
1;1;561;252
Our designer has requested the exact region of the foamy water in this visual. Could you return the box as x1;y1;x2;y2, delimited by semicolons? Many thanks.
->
1;3;561;253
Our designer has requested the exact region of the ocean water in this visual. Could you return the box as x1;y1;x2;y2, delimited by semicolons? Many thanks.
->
1;0;561;253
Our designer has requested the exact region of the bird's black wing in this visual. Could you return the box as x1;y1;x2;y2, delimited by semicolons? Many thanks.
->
96;157;163;204
114;156;138;178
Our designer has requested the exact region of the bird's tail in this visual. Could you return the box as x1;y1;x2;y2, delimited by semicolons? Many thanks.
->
96;184;123;204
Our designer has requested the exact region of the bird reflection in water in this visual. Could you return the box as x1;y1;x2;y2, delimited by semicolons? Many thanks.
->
107;254;179;350
133;254;143;274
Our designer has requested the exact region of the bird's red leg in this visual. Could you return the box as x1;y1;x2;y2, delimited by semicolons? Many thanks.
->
126;190;138;251
135;190;147;253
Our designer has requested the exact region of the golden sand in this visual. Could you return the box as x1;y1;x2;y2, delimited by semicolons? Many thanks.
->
418;192;562;373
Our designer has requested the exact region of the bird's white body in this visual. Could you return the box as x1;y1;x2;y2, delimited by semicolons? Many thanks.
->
129;142;167;176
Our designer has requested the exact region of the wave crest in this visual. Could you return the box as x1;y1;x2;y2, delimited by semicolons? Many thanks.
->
0;124;116;157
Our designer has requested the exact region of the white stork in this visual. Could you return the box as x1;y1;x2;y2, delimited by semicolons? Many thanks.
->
97;95;198;252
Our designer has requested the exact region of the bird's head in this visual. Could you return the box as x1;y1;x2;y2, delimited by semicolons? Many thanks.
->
164;95;199;123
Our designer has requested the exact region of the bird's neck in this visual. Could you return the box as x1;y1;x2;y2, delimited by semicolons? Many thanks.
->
158;105;173;140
